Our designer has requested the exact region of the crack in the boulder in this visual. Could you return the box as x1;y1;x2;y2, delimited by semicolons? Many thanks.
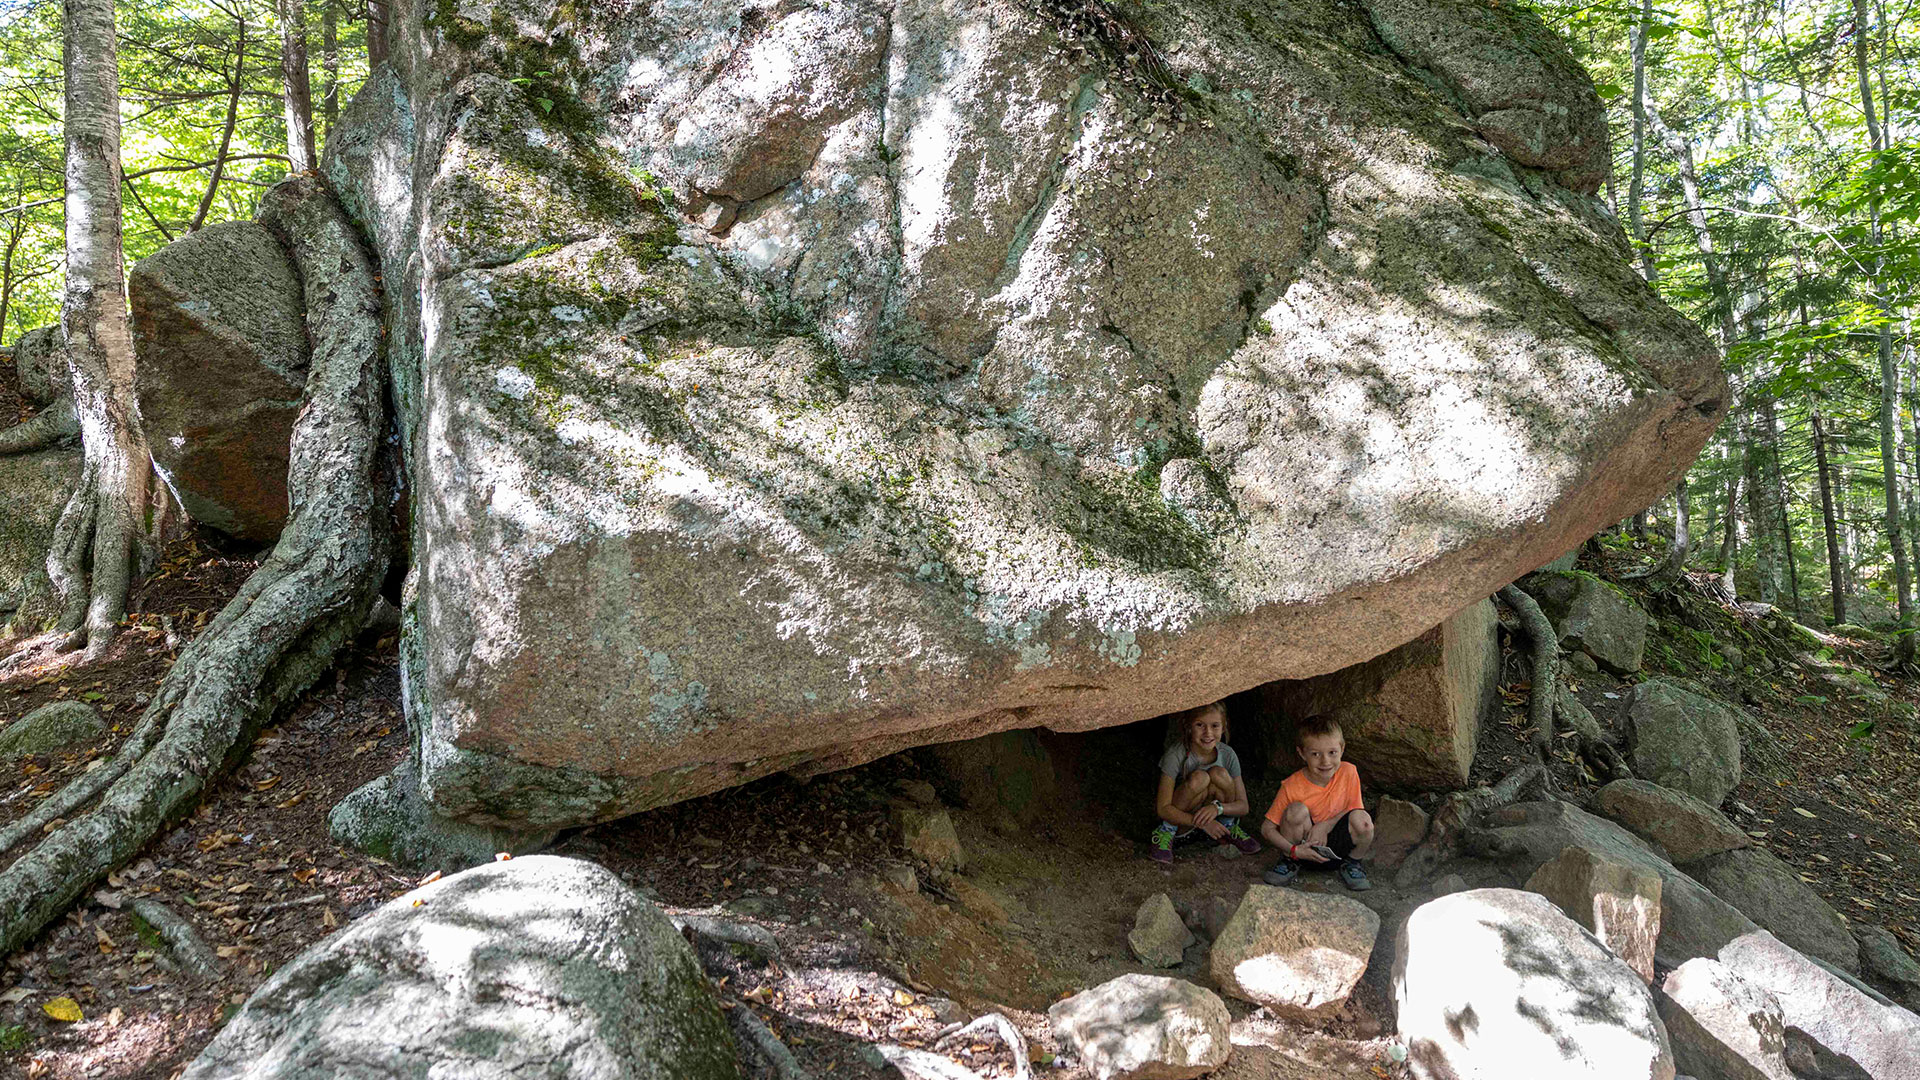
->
989;72;1101;299
872;0;907;367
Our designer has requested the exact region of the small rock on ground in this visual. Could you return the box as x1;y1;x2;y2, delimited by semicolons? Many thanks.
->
1210;885;1376;1021
1048;973;1231;1080
1596;779;1751;865
1656;958;1792;1080
1128;893;1195;969
892;804;965;870
0;700;104;759
1371;797;1429;870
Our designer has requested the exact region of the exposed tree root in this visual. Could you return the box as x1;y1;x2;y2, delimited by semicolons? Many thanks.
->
1393;759;1547;888
128;897;220;982
0;397;78;455
1498;584;1558;765
0;177;388;957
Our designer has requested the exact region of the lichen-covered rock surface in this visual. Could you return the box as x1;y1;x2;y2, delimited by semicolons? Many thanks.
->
130;220;309;543
181;855;740;1080
326;0;1725;826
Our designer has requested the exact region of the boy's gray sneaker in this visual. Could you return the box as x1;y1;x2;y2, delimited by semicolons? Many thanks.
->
1338;859;1372;891
1263;859;1298;886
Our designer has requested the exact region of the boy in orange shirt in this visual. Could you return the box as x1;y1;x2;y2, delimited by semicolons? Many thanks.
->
1259;715;1375;890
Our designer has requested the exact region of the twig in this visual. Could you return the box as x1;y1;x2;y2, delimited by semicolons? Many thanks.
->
128;898;219;981
252;894;327;915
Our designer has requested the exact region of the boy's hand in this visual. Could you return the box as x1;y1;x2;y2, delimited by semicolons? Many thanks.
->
1295;843;1332;864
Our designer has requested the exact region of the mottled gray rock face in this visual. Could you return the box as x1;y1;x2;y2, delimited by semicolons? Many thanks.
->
1718;930;1920;1080
182;856;740;1080
11;326;64;407
1394;889;1675;1080
1467;800;1761;970
130;221;309;543
1656;958;1794;1080
1690;848;1859;974
1047;974;1231;1080
1597;778;1752;865
0;446;77;629
1246;599;1497;790
326;0;1723;827
1627;679;1744;806
1526;570;1648;674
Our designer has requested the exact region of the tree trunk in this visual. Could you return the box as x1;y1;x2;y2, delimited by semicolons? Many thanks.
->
187;17;247;234
0;178;389;956
1627;0;1656;283
1814;412;1848;623
1853;0;1913;660
1718;444;1742;600
366;0;387;66
53;0;152;660
278;0;316;175
321;0;339;135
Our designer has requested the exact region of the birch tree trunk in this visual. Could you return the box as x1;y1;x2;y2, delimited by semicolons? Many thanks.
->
278;0;316;174
53;0;152;660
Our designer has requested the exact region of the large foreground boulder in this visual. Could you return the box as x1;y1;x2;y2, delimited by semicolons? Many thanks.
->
1656;958;1793;1080
319;0;1722;827
1245;599;1498;790
130;220;309;543
1394;888;1674;1079
182;856;740;1079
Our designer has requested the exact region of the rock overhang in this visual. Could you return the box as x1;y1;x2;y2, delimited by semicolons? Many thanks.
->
335;0;1724;827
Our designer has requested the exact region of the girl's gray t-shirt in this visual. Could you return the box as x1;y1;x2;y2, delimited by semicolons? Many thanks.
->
1159;742;1242;783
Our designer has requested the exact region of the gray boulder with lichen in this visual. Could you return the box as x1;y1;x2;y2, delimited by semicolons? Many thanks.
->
317;0;1724;830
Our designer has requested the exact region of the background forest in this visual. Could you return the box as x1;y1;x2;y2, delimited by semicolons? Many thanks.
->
0;0;1917;631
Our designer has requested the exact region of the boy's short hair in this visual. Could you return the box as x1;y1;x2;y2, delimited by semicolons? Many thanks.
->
1294;714;1343;746
1167;701;1230;747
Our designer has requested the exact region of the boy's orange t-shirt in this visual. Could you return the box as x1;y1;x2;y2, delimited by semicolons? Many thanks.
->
1265;762;1363;825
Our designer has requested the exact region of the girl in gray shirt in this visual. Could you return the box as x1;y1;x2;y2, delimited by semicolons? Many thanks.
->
1149;702;1262;863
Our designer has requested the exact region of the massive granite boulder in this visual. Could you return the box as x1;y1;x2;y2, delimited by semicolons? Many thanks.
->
322;0;1724;828
130;220;310;543
1243;598;1497;790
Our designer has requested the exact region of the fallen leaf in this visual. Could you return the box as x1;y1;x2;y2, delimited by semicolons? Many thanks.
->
1793;807;1818;819
0;987;31;1004
892;989;915;1007
42;997;82;1022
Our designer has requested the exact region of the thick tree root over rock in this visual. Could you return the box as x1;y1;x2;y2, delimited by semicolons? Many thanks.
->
0;177;389;956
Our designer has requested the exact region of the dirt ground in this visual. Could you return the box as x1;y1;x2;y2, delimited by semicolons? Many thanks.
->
1;531;1917;1079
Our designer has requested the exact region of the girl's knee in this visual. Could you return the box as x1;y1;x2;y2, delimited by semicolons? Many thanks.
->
1181;770;1212;793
